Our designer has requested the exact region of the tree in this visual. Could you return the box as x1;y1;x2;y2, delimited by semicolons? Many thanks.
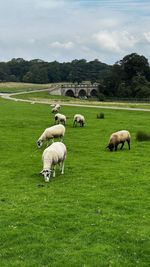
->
0;62;9;81
22;71;33;83
118;53;149;82
7;58;29;81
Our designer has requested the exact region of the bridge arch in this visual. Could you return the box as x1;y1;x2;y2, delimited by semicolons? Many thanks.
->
65;89;75;97
61;83;98;98
90;89;98;97
78;89;87;97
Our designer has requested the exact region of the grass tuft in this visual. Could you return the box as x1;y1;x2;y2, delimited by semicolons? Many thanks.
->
136;130;150;141
97;112;105;119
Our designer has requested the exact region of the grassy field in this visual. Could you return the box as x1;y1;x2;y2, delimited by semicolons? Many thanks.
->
0;82;54;93
0;98;150;267
14;91;150;110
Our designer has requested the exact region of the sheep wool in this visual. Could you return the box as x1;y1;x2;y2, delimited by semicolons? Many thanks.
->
55;113;66;125
51;103;61;113
37;124;65;148
40;142;67;182
73;114;85;127
107;130;131;151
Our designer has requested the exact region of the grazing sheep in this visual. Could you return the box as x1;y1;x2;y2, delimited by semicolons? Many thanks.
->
73;114;85;127
51;103;61;113
55;113;66;125
107;130;131;151
37;124;65;148
40;142;67;182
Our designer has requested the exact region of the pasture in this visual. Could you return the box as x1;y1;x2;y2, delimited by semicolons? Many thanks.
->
14;91;150;110
0;82;53;93
0;98;150;267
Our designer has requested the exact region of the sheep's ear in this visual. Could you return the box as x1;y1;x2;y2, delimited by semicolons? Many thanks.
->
40;170;44;175
106;145;109;149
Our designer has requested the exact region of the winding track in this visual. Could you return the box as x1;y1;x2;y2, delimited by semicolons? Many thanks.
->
0;87;150;112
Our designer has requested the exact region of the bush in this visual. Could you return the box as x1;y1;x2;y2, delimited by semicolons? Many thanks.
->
97;112;105;119
98;93;105;101
136;130;150;141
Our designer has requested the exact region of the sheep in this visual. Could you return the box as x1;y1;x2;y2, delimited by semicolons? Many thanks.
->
51;103;61;113
55;113;66;126
40;142;67;182
37;124;65;148
107;130;131;151
73;114;85;127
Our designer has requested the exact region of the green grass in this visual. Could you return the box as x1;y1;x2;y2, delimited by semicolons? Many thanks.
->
14;91;83;101
0;82;54;93
0;98;150;267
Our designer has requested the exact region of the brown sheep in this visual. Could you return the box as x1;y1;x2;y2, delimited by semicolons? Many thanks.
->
107;130;131;151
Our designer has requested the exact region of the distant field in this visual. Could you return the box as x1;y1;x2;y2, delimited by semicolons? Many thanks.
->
0;97;150;266
14;91;81;101
1;82;150;110
14;91;150;110
0;82;54;93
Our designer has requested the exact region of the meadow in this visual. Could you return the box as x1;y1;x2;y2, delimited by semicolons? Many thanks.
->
0;82;53;93
14;91;150;110
0;97;150;267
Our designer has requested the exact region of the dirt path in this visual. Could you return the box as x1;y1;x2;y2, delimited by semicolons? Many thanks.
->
1;88;150;112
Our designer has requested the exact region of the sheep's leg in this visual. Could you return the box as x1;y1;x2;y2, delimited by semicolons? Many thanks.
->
61;161;64;174
59;162;62;171
53;166;56;178
46;140;50;147
60;136;63;142
120;141;124;150
127;140;130;150
59;161;64;174
115;144;118;151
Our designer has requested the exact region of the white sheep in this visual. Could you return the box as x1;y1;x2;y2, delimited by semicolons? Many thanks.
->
40;142;67;182
37;124;65;148
107;130;131;151
73;114;85;127
55;113;66;126
51;103;61;113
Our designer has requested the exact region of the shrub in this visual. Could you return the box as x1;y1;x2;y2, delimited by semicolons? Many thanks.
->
97;112;105;119
136;130;150;141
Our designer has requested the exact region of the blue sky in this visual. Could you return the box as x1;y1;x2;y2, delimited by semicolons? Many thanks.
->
0;0;150;64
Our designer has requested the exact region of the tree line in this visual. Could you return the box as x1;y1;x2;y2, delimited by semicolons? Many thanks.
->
0;58;110;84
98;53;150;100
0;53;150;99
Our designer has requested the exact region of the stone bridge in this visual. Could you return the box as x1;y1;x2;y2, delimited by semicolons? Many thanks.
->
61;83;98;98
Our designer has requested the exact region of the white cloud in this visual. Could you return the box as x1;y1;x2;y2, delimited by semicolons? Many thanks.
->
50;41;74;49
93;30;138;53
34;0;65;9
143;32;150;43
93;31;120;52
28;38;36;44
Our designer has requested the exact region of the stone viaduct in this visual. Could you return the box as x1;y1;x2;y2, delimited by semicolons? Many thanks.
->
61;83;99;98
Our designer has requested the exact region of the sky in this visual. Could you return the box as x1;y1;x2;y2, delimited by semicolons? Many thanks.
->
0;0;150;65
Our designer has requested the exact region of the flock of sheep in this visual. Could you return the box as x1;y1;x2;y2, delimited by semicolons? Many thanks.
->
37;104;86;182
37;103;131;182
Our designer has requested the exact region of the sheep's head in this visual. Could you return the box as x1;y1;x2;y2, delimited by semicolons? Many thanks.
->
40;169;52;182
107;143;114;152
37;140;43;148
